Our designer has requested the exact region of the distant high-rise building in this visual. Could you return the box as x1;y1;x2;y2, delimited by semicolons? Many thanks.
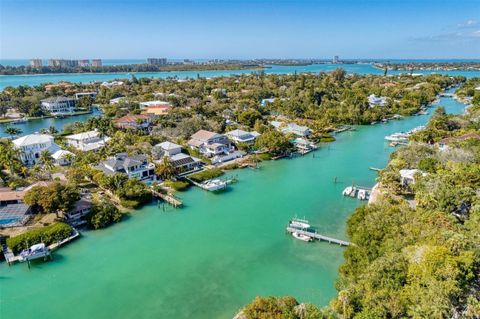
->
92;59;102;67
333;55;339;64
30;59;42;68
48;59;62;67
147;58;167;65
48;59;79;68
78;59;90;67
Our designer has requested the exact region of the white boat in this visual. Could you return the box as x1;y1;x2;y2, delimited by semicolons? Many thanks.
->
357;189;367;200
292;232;313;242
19;243;50;262
201;179;227;191
289;218;310;229
342;186;354;196
11;117;28;124
384;132;409;142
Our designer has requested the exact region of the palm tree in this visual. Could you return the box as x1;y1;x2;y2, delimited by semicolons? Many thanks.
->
4;127;22;139
0;140;21;176
39;150;54;177
155;156;177;181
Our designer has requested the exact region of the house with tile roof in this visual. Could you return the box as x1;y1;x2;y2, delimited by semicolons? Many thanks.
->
113;114;154;132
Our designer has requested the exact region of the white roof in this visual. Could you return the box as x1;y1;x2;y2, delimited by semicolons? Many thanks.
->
158;141;181;150
66;130;100;140
51;150;75;160
226;129;260;139
269;121;282;128
400;169;426;179
13;134;54;147
139;100;172;107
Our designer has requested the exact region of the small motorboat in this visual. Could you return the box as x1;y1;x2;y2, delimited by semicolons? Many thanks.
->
201;179;227;191
292;232;313;242
289;218;311;229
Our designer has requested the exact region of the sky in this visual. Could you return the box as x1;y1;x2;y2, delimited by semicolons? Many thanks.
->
0;0;479;59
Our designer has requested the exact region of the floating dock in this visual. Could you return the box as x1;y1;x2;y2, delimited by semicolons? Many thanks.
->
286;226;351;246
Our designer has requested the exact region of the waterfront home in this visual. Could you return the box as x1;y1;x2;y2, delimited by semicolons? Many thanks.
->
140;100;173;116
64;199;92;227
65;130;110;152
225;129;260;144
109;97;126;105
187;130;232;157
270;121;311;137
13;134;61;166
368;94;388;108
51;150;75;166
211;150;246;165
153;141;203;174
167;153;203;173
399;169;426;187
74;92;97;100
113;114;154;132
41;96;77;114
95;153;156;182
438;133;480;151
292;138;317;153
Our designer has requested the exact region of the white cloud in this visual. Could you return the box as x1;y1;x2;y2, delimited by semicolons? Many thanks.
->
457;19;478;29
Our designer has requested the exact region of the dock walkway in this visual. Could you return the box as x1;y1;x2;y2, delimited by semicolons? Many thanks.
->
152;190;182;208
286;226;352;246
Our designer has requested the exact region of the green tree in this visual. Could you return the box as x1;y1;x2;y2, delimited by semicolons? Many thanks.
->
155;156;177;180
254;129;292;155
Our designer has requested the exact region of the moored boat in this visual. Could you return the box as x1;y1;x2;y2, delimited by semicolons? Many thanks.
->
292;232;313;242
289;217;310;229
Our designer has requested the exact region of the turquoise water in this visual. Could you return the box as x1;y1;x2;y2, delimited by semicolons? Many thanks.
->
1;63;479;90
0;89;465;319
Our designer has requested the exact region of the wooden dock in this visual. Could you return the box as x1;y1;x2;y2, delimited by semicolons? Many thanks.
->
286;227;352;246
152;190;182;208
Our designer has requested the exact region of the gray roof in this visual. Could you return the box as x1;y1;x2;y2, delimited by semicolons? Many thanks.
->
96;154;148;175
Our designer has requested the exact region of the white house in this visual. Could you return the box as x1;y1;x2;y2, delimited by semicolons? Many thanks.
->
368;94;388;108
64;199;92;227
41;96;77;114
95;153;156;182
187;130;232;157
65;130;110;152
155;141;182;157
399;169;427;187
13;134;61;166
109;97;126;105
74;92;97;100
225;129;260;144
51;150;75;166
